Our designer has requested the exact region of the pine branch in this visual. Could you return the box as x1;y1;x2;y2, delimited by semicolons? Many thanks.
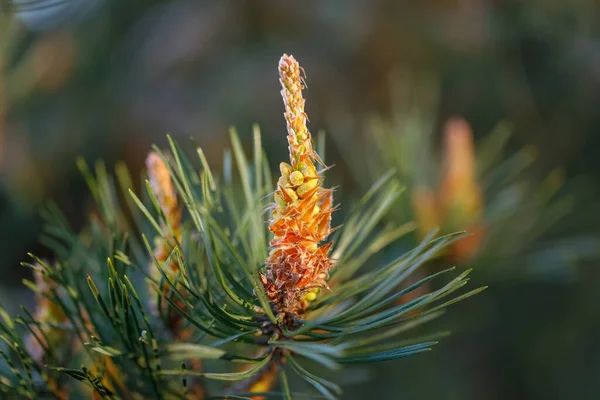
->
0;54;485;399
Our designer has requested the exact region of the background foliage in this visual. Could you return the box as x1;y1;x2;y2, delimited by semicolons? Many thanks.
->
2;1;600;399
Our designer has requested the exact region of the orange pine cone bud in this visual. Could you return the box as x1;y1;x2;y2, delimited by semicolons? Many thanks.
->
262;55;335;317
146;151;182;237
439;117;485;262
145;151;190;338
439;118;482;218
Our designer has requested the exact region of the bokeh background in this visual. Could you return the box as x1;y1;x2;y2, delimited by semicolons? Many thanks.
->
2;1;600;399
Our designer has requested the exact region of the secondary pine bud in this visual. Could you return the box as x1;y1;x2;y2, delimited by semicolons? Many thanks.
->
146;151;190;339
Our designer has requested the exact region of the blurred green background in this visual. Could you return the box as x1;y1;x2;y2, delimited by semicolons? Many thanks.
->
2;1;600;398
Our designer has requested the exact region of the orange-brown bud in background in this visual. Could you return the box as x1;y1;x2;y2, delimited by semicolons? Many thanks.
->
262;55;336;317
439;118;481;219
438;117;485;262
410;117;485;263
